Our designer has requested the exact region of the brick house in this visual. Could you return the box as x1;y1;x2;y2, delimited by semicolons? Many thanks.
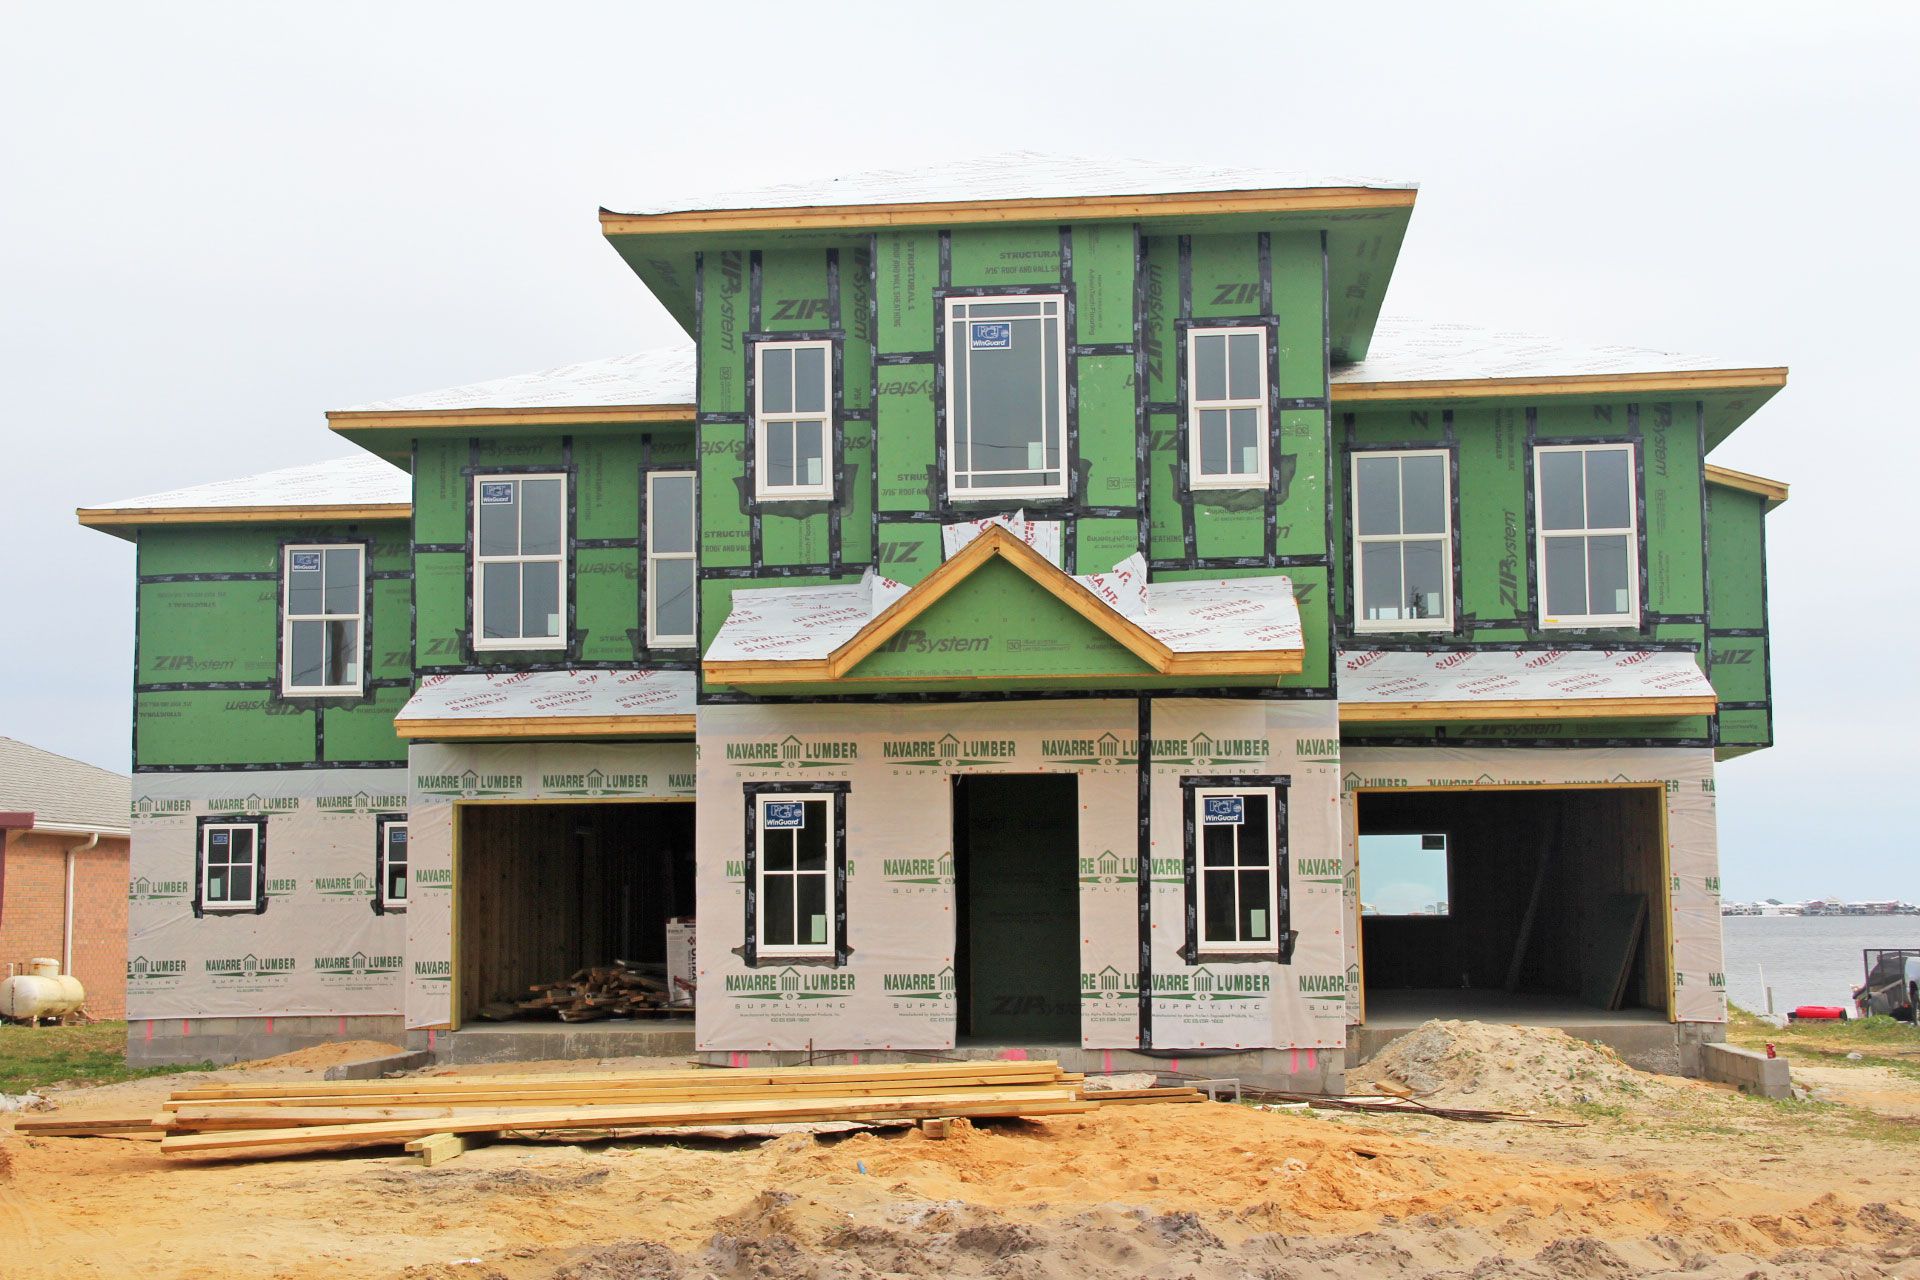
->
0;736;131;1018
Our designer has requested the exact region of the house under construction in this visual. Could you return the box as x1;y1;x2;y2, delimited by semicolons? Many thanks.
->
78;157;1787;1085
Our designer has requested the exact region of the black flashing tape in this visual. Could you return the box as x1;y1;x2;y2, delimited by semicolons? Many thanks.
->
191;813;268;919
738;780;853;970
1176;773;1293;966
1135;695;1152;1050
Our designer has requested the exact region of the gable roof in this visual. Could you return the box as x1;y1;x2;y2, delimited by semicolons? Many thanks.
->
77;454;410;539
602;153;1416;227
0;737;130;834
704;526;1304;686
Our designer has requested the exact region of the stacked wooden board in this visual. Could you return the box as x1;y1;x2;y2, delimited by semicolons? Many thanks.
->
147;1060;1095;1161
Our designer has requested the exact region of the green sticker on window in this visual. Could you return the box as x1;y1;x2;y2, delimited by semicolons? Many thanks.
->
1250;908;1267;937
809;915;827;944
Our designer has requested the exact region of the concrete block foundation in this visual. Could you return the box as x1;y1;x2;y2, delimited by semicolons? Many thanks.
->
125;1015;408;1067
1700;1041;1791;1098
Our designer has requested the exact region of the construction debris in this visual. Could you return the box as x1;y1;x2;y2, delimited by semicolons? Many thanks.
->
490;961;689;1021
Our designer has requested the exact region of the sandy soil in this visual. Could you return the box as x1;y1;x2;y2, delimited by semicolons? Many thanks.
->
4;1031;1919;1279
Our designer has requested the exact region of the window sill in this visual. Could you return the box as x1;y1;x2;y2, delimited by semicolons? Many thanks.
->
280;686;366;698
754;950;838;965
947;487;1069;504
755;488;835;504
1350;621;1453;635
471;639;567;653
1539;616;1640;630
1189;477;1269;493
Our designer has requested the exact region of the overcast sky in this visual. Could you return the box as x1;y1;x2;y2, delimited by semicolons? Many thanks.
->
3;3;1913;900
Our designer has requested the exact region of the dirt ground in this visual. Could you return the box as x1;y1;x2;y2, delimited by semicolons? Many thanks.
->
5;1026;1920;1279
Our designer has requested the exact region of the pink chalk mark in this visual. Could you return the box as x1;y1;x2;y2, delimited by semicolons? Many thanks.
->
428;1028;437;1049
265;1017;274;1034
1169;1058;1179;1074
181;1020;190;1036
998;1048;1029;1061
1306;1048;1318;1070
1101;1050;1113;1073
337;1016;347;1036
1289;1048;1300;1074
144;1021;153;1043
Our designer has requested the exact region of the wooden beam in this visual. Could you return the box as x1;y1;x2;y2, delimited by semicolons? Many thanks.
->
1330;366;1788;404
599;186;1416;237
326;405;694;432
1339;694;1716;723
405;1131;470;1166
76;503;410;529
392;714;696;741
1704;463;1790;508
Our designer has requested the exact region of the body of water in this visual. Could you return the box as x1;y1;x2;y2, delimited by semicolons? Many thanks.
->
1721;915;1920;1014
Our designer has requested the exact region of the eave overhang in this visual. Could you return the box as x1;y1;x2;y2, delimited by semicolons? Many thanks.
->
1704;463;1790;510
1331;366;1788;404
76;502;411;541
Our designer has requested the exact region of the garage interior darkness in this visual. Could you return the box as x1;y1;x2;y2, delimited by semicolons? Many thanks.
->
457;802;694;1022
1357;787;1670;1020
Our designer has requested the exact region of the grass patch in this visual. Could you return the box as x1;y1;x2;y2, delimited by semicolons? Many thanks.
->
0;1022;213;1094
1727;1003;1920;1060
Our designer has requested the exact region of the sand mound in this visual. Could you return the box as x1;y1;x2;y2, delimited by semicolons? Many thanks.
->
1363;1019;1678;1109
233;1039;403;1071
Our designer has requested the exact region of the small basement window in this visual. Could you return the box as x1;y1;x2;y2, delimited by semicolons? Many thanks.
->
1352;449;1452;631
1192;786;1282;953
755;792;836;957
1535;443;1638;627
754;341;834;501
944;294;1068;501
1187;327;1269;489
474;474;567;650
1358;832;1450;917
281;544;365;694
200;821;262;911
646;470;696;647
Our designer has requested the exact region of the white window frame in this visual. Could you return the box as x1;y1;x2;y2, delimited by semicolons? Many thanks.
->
202;822;260;910
1533;442;1641;629
1185;325;1270;491
755;791;836;958
1192;786;1281;954
280;543;365;696
753;340;835;502
1350;448;1454;634
645;470;697;648
380;820;409;909
943;293;1070;502
472;472;569;652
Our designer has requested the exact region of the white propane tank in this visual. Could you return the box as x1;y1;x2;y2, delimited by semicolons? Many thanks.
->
1;958;86;1021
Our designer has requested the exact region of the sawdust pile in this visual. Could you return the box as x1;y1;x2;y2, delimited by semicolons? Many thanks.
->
232;1040;404;1071
1363;1018;1681;1109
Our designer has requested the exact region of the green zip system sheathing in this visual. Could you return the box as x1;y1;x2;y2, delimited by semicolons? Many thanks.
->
411;426;696;672
694;221;1341;696
1705;482;1773;756
133;521;410;771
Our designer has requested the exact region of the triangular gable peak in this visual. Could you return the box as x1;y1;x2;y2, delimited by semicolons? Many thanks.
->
704;526;1304;688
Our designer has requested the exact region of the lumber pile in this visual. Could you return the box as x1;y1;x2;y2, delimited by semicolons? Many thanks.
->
139;1060;1092;1162
497;961;687;1021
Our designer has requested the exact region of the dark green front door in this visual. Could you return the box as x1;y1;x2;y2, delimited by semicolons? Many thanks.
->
955;774;1080;1042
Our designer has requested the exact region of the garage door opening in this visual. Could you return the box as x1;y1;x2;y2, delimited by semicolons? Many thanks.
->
456;802;694;1024
1357;787;1669;1026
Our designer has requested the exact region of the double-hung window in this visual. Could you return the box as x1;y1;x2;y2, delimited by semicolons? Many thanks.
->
755;792;835;956
1352;450;1452;631
281;544;364;694
943;294;1068;500
1191;785;1284;954
754;341;833;501
377;817;409;911
646;470;696;647
1187;327;1268;489
201;821;261;911
474;474;566;649
1534;443;1638;627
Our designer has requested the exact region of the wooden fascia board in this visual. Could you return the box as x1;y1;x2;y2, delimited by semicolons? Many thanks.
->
1338;695;1717;724
598;187;1416;237
327;405;694;432
1704;463;1790;509
825;527;1173;677
1330;367;1788;404
392;714;696;741
77;503;411;529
